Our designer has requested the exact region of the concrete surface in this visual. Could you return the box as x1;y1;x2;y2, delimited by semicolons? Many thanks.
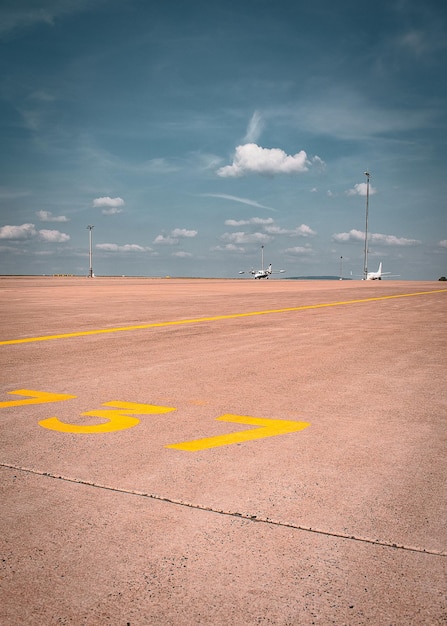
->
0;276;446;625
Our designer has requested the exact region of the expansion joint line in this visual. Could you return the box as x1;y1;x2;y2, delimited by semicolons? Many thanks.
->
2;463;446;557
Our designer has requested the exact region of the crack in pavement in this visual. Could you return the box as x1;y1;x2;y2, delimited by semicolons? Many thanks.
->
2;462;446;557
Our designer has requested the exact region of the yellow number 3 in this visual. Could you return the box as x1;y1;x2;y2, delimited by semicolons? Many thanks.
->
39;401;176;434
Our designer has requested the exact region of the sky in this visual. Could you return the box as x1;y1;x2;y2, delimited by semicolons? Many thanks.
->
0;0;446;279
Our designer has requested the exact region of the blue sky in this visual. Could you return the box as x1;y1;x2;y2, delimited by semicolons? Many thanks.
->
0;0;446;279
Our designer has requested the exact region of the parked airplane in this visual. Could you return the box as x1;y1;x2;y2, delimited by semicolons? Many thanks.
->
239;246;286;279
365;262;399;280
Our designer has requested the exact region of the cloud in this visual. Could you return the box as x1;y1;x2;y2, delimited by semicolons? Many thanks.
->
36;210;69;222
202;193;276;212
284;246;314;255
265;224;317;237
102;207;124;215
223;218;316;240
92;196;124;214
0;1;100;38
439;240;447;248
220;231;272;245
171;228;197;238
153;234;178;245
173;251;192;258
211;243;246;253
142;158;180;174
96;243;154;252
244;111;264;143
154;228;198;245
225;217;274;227
38;229;70;243
332;229;421;246
370;233;421;246
0;223;70;242
345;183;377;197
0;223;37;239
216;143;315;177
332;229;365;243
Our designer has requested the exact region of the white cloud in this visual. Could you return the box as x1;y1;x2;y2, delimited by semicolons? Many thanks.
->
211;243;246;253
92;197;125;215
370;233;421;246
0;223;70;243
0;223;37;239
216;143;315;177
284;246;314;255
345;183;377;197
296;224;317;237
142;158;180;174
265;223;317;237
173;251;192;258
439;240;447;248
36;210;69;222
244;111;264;143
38;229;70;243
101;207;123;215
220;231;272;245
153;234;178;245
332;229;421;246
225;217;274;227
154;228;197;245
202;193;276;212
332;229;365;243
96;243;152;252
171;228;197;238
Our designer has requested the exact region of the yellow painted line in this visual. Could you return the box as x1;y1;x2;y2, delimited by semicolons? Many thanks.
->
166;414;311;451
39;400;176;434
0;389;76;407
1;288;446;346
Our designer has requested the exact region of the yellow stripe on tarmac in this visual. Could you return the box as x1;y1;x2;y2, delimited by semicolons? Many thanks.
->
1;288;446;346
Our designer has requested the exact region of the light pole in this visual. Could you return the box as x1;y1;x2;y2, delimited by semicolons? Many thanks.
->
339;255;343;280
363;171;370;280
87;225;94;278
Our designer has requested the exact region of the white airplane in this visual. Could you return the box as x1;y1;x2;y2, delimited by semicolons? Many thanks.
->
239;246;286;279
365;262;399;280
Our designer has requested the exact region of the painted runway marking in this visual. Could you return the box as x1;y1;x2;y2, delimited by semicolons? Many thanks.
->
166;414;310;451
1;288;446;346
1;389;309;447
39;400;176;433
0;389;76;407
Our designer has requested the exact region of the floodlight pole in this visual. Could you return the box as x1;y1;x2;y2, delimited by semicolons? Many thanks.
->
363;171;370;280
339;256;343;280
87;225;94;278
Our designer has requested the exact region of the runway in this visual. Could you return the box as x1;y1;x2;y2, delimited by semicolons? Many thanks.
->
1;277;446;625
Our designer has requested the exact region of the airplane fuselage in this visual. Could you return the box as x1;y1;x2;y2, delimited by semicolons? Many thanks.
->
251;270;271;279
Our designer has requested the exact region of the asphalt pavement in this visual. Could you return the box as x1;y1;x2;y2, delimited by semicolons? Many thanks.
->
1;277;446;625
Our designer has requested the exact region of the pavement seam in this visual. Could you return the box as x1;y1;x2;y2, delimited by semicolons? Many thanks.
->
3;462;446;558
1;288;446;346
